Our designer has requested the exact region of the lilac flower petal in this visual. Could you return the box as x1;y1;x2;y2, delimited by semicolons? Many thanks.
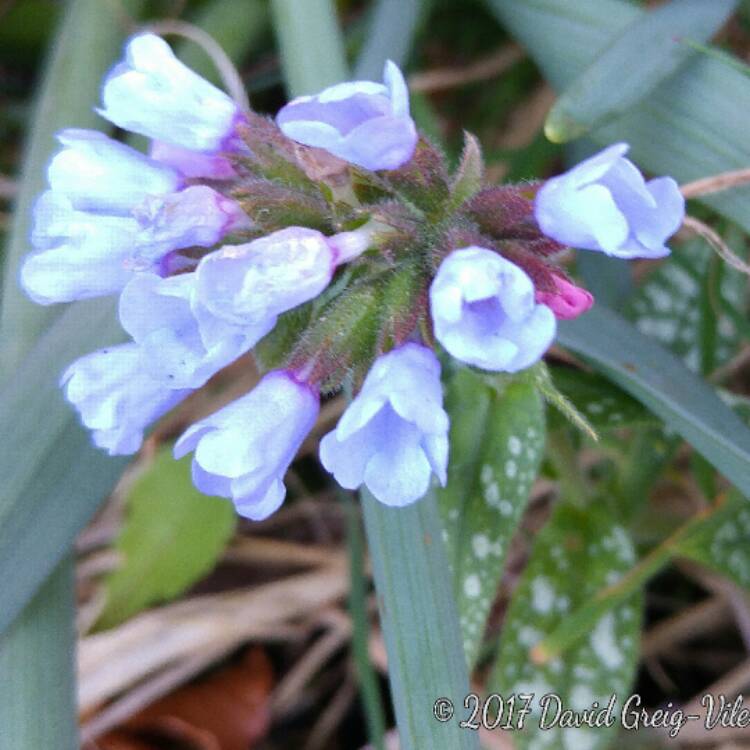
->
430;246;556;372
196;227;336;325
99;33;240;152
149;140;237;180
175;371;319;518
320;344;449;507
119;271;266;389
48;129;181;214
276;61;416;171
62;343;189;455
534;142;684;259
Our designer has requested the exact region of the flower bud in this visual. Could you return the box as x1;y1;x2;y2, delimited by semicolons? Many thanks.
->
535;275;594;320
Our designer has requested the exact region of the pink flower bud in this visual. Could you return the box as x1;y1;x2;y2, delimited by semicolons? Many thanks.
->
535;275;594;320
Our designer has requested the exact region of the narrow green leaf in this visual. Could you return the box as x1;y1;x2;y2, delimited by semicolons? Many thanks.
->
448;132;484;213
0;559;77;750
545;0;737;142
96;450;236;629
177;0;270;85
488;505;642;750
549;366;657;432
362;488;480;750
345;495;386;750
354;0;427;78
270;0;349;97
557;306;750;498
0;0;143;373
533;496;737;661
438;370;545;665
485;0;750;236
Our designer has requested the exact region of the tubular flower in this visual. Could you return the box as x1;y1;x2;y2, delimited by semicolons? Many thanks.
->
174;371;319;520
62;344;189;456
320;344;449;507
196;226;365;326
429;246;556;373
99;33;243;153
276;60;417;171
118;272;273;389
534;143;685;259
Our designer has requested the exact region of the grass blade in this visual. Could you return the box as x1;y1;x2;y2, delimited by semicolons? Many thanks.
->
362;489;480;750
557;306;750;497
0;0;143;373
545;0;737;142
0;559;78;750
354;0;426;78
269;0;349;97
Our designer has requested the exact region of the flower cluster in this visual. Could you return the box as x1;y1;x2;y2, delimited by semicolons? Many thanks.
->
21;33;685;516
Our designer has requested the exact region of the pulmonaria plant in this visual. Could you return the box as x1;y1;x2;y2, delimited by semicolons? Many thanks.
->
20;33;686;518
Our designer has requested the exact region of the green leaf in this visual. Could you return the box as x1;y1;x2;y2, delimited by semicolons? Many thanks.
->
544;0;737;142
0;0;143;373
676;492;750;589
488;504;642;750
0;559;77;750
549;366;657;432
177;0;270;86
627;238;744;373
354;0;428;78
485;0;750;236
438;370;545;665
270;0;349;97
557;305;750;499
345;496;387;750
362;488;480;750
96;450;236;629
448;132;484;213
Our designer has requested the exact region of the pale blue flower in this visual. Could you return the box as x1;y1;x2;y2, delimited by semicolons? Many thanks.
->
99;33;241;152
534;143;685;259
149;140;237;180
276;60;417;171
21;192;141;304
196;227;342;326
174;371;319;520
319;344;449;506
48;129;182;214
429;246;556;372
118;271;273;388
131;184;250;264
62;343;189;455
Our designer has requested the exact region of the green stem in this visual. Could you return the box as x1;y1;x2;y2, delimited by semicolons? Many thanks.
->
361;488;480;750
